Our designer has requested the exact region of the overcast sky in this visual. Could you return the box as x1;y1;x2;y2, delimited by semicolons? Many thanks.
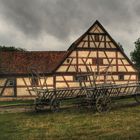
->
0;0;140;57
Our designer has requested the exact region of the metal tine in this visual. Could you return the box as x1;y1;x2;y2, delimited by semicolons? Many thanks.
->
31;69;43;89
27;67;38;92
28;67;43;90
42;72;48;90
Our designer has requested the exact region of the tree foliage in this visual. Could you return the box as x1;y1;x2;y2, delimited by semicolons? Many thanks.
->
0;45;26;52
130;38;140;69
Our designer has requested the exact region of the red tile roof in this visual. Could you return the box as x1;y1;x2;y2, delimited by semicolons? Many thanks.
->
0;51;67;75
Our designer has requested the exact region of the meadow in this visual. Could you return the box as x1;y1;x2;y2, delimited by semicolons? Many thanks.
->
0;99;140;140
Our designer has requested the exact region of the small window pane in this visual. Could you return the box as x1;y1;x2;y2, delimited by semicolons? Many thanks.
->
74;75;88;82
98;58;103;65
7;79;15;86
92;58;103;65
118;74;124;80
92;58;97;65
66;58;70;63
94;35;99;42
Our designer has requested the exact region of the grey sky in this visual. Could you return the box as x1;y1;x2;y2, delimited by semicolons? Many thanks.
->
0;0;140;57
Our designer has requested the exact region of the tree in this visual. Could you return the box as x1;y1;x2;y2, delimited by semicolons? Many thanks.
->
130;38;140;69
0;45;27;73
0;45;26;52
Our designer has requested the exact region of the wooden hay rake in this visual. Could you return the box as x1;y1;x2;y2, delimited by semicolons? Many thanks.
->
27;66;140;113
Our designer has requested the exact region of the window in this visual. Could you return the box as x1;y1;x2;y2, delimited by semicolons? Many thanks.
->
31;77;38;86
92;58;103;65
92;58;97;65
94;35;99;42
118;74;124;81
7;79;15;86
98;58;103;65
74;75;88;82
66;58;70;63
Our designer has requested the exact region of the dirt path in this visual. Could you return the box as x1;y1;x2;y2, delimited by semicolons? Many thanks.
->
0;105;34;113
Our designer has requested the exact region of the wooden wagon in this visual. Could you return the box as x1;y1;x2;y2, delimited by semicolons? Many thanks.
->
27;67;140;113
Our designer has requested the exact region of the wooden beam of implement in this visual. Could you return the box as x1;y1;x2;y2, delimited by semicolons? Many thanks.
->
32;69;44;89
28;69;37;91
41;72;48;90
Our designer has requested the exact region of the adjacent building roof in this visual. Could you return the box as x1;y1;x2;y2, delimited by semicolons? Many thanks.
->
0;51;67;76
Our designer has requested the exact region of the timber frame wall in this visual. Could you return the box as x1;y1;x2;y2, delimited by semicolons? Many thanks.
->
0;20;138;99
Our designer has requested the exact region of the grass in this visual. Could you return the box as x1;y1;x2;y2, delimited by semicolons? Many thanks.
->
0;100;34;106
0;98;140;140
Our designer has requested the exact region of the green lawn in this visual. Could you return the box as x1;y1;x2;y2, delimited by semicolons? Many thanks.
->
0;99;140;140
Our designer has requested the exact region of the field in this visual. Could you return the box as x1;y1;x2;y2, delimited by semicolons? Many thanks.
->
0;99;140;140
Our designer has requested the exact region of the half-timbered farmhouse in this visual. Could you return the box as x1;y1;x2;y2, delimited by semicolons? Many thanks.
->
0;20;138;100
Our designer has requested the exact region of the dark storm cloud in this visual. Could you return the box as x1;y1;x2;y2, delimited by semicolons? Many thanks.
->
0;0;139;55
0;0;136;40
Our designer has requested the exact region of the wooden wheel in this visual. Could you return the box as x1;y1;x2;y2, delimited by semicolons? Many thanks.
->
34;98;44;111
96;95;111;113
134;93;140;104
35;103;44;111
50;99;60;112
